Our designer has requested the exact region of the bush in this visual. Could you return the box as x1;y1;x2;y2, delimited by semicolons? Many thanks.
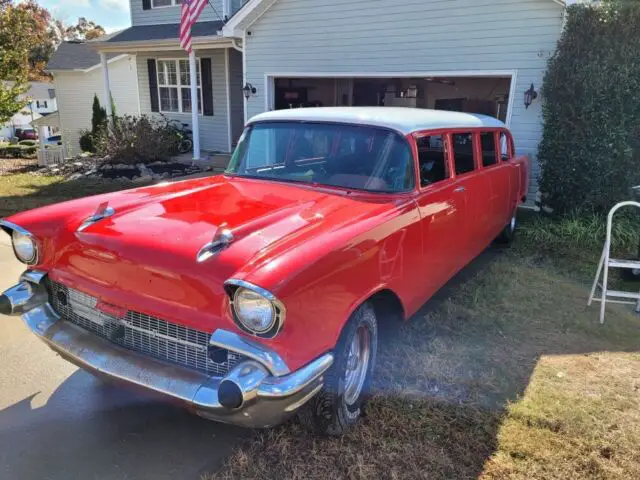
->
0;144;37;158
538;2;640;214
18;140;37;146
79;129;95;153
95;114;179;164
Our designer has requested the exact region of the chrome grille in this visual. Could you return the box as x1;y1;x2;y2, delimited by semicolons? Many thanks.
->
47;280;243;376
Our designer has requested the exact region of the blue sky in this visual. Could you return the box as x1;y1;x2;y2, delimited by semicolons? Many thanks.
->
37;0;132;33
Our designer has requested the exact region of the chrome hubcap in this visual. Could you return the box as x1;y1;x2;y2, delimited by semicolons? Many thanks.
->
343;326;371;406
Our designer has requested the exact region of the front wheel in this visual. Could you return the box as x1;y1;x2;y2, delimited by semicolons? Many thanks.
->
299;302;378;436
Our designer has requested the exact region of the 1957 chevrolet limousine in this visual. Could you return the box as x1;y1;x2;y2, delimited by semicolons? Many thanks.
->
0;107;528;436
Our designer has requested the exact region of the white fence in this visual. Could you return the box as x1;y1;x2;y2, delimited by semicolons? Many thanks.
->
37;147;66;166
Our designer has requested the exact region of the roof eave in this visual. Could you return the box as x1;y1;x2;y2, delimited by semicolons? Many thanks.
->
88;35;231;53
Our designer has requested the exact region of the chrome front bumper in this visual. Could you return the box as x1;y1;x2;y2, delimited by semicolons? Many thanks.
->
1;273;333;429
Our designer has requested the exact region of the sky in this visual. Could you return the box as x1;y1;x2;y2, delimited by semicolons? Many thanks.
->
37;0;132;33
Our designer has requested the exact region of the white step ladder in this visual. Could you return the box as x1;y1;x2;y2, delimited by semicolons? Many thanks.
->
588;201;640;324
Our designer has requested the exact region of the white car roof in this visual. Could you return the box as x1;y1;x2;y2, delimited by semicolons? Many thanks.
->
248;107;506;135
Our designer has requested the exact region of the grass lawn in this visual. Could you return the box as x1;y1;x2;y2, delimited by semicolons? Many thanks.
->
0;173;139;217
208;245;640;480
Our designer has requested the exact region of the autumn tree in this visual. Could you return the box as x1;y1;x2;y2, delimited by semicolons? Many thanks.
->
0;1;34;123
64;17;106;41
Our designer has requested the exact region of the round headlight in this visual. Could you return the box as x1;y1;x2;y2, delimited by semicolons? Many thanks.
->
12;230;37;264
233;287;276;334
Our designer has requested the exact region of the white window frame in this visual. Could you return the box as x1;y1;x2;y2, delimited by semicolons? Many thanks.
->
151;0;182;9
156;58;205;115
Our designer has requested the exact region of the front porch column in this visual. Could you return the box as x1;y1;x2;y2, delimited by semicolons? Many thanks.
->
100;53;113;120
189;50;201;162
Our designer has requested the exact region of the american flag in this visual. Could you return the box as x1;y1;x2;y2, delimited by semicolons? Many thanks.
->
180;0;208;53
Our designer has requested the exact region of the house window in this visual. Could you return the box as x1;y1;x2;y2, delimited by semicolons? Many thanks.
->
157;59;203;114
152;0;182;7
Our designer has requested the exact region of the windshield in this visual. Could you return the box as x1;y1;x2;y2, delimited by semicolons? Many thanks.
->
226;121;415;193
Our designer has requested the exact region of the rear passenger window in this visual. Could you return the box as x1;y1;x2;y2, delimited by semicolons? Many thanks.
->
480;132;498;167
500;133;512;161
416;135;448;187
452;133;475;175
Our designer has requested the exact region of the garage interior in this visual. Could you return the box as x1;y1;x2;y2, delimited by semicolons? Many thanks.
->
273;76;512;123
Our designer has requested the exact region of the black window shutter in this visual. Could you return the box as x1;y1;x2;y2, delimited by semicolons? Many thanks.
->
201;58;214;116
147;59;159;112
142;0;151;11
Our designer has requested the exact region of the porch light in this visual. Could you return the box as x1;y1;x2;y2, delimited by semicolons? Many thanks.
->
524;83;538;109
243;83;257;100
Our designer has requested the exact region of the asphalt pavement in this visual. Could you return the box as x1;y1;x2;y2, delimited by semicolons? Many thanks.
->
0;235;246;480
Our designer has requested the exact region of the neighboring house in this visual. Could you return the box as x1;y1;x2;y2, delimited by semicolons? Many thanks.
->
46;41;140;155
0;82;58;140
90;0;577;198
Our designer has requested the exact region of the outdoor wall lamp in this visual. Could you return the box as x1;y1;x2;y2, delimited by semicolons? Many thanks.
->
524;83;538;109
243;83;257;100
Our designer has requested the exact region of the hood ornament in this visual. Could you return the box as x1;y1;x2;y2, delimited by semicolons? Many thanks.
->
196;223;234;263
78;202;116;232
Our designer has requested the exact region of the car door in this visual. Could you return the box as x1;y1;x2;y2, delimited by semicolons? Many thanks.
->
449;131;495;264
413;132;467;299
479;130;511;235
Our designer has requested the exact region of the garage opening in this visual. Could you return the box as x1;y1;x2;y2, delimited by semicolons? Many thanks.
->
270;75;513;123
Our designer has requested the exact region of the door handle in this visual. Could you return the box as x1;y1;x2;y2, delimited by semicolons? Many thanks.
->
454;186;466;193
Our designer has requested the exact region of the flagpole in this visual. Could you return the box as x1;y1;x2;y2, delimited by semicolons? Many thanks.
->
189;49;200;163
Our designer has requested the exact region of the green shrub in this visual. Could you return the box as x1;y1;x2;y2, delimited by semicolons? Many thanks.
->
95;114;179;164
538;2;640;214
0;144;37;158
18;140;37;146
79;129;95;153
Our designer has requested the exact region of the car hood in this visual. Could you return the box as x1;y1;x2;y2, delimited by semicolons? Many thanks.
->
44;176;398;331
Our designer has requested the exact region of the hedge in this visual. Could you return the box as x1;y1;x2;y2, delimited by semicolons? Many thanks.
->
18;140;37;147
0;145;37;158
538;1;640;214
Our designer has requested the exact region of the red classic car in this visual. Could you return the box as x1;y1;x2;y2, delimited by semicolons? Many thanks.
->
0;107;528;435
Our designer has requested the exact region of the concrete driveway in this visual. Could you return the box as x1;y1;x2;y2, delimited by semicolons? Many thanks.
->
0;236;245;479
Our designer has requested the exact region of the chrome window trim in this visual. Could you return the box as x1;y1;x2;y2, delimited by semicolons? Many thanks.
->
0;220;40;265
224;279;286;339
209;329;290;376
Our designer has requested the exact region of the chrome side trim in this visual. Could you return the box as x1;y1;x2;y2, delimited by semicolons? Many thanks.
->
224;279;286;339
209;329;291;376
0;220;40;265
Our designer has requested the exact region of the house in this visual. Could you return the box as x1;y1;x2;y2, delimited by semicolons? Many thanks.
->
0;82;58;141
89;0;577;198
46;41;140;155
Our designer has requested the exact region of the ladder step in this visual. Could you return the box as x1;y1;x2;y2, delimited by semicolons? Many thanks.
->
605;289;640;300
608;258;640;269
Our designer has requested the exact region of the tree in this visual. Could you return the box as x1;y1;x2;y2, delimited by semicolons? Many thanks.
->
0;1;34;123
91;94;108;134
64;17;106;41
15;1;57;81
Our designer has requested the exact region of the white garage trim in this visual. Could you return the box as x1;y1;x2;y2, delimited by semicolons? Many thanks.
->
264;69;518;127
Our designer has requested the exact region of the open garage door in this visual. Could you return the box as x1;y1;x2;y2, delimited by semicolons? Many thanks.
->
268;73;514;124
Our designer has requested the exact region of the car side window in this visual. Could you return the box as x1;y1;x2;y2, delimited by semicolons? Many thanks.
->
452;133;476;175
416;135;448;187
500;132;513;161
480;132;498;167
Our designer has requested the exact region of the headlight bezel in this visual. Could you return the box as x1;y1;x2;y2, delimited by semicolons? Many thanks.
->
1;221;39;265
225;280;285;339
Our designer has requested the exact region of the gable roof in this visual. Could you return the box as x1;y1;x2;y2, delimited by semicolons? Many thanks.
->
47;41;119;71
92;21;224;46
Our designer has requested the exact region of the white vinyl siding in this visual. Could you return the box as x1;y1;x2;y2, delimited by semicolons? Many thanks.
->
243;0;564;200
137;49;230;153
131;0;226;26
53;56;140;155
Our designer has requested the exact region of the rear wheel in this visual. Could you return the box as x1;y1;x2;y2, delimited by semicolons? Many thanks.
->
299;302;378;436
496;210;517;245
178;138;193;154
